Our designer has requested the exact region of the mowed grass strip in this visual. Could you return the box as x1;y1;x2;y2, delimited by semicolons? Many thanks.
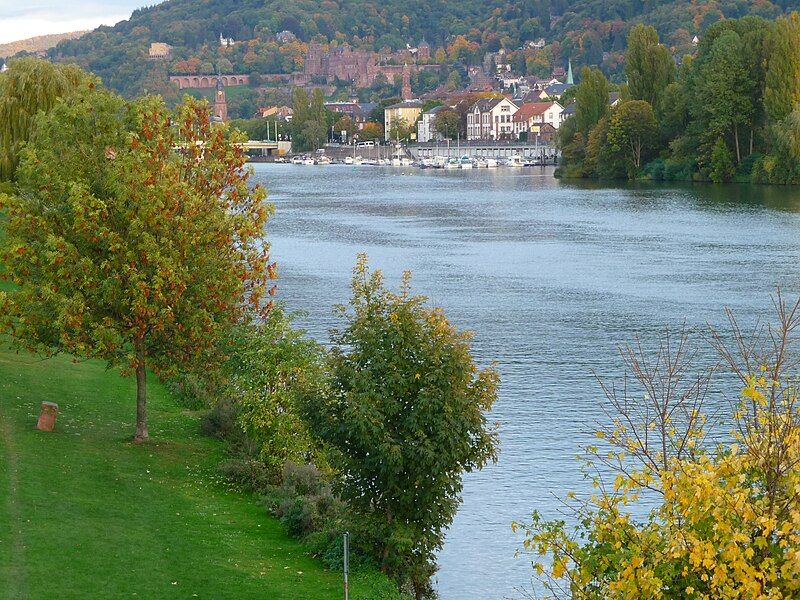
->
0;346;390;599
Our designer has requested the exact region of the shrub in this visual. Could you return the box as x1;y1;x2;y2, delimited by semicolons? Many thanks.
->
219;457;273;493
200;398;240;440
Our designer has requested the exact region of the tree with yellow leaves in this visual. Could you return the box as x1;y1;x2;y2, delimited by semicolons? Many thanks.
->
516;293;800;599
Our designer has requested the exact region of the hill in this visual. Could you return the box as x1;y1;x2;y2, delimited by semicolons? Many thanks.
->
43;0;800;102
0;31;86;59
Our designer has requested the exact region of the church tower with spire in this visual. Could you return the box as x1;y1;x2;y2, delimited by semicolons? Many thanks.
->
213;71;228;122
401;63;413;100
566;59;574;85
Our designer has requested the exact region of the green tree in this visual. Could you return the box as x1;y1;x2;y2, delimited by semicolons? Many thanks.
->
227;307;326;478
0;90;275;442
388;118;412;142
301;256;498;599
624;24;674;112
333;114;356;140
575;67;610;138
0;58;91;181
607;100;658;173
302;119;328;150
765;12;800;122
694;29;751;163
434;109;461;139
710;137;736;183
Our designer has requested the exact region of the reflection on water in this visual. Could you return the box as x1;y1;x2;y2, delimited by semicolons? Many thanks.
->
252;164;800;599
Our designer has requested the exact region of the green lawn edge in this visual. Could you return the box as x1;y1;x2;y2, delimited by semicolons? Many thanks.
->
0;344;396;599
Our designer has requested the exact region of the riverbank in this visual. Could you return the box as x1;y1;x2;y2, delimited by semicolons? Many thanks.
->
0;340;397;599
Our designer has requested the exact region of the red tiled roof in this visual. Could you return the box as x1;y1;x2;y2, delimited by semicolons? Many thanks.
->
512;102;553;122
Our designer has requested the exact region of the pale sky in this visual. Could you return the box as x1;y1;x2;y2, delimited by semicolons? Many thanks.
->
0;1;166;44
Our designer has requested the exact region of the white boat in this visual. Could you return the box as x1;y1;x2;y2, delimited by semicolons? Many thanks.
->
506;154;524;167
486;158;498;168
344;156;354;165
290;156;304;164
459;155;473;169
444;157;460;169
400;157;414;166
316;155;332;165
302;157;315;165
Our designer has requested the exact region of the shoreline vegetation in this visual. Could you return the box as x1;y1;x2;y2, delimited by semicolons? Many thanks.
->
556;14;800;186
0;58;497;599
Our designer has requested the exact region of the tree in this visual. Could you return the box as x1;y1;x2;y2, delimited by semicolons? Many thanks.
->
710;137;736;182
434;109;460;139
0;90;275;442
333;114;356;140
302;119;327;150
301;256;498;599
388;118;412;142
607;100;658;173
694;29;751;163
0;58;91;181
574;67;610;138
624;24;674;112
359;121;384;141
227;307;326;478
518;294;800;598
765;12;800;122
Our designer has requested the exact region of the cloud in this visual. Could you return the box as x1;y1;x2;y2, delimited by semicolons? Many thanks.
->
0;1;165;44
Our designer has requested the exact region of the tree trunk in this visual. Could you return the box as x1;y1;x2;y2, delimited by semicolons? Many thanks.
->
734;125;741;164
750;128;754;156
134;344;149;443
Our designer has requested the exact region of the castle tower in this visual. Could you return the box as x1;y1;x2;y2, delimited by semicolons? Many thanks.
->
401;63;412;100
213;72;228;122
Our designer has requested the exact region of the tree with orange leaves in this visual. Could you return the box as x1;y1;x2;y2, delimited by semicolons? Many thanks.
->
0;85;276;442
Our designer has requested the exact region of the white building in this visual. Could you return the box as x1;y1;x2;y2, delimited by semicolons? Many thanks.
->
417;105;446;143
466;97;519;140
512;101;565;138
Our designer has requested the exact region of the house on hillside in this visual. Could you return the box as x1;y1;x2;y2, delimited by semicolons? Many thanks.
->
466;97;519;141
384;100;423;141
148;42;171;60
538;82;573;100
512;101;564;139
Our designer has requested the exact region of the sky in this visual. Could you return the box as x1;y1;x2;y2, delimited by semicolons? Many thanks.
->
0;0;165;44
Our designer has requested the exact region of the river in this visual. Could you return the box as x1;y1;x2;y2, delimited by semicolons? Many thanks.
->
251;163;800;599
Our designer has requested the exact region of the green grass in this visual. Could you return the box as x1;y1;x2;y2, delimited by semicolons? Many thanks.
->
0;346;398;599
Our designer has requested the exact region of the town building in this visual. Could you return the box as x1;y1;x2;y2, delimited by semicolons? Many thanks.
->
417;105;446;143
148;42;171;60
213;75;228;122
325;101;377;129
512;102;564;140
219;33;235;47
538;82;573;100
466;97;519;141
417;40;431;62
384;100;423;141
276;30;297;44
256;105;294;121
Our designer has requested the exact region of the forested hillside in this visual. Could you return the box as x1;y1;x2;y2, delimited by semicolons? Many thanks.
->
41;0;800;98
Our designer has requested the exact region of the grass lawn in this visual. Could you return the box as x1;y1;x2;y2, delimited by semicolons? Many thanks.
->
0;346;398;599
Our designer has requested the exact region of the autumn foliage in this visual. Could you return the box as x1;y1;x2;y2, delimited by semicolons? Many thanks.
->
0;88;275;441
517;295;800;599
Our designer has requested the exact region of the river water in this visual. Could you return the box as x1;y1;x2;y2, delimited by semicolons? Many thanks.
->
251;163;800;599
